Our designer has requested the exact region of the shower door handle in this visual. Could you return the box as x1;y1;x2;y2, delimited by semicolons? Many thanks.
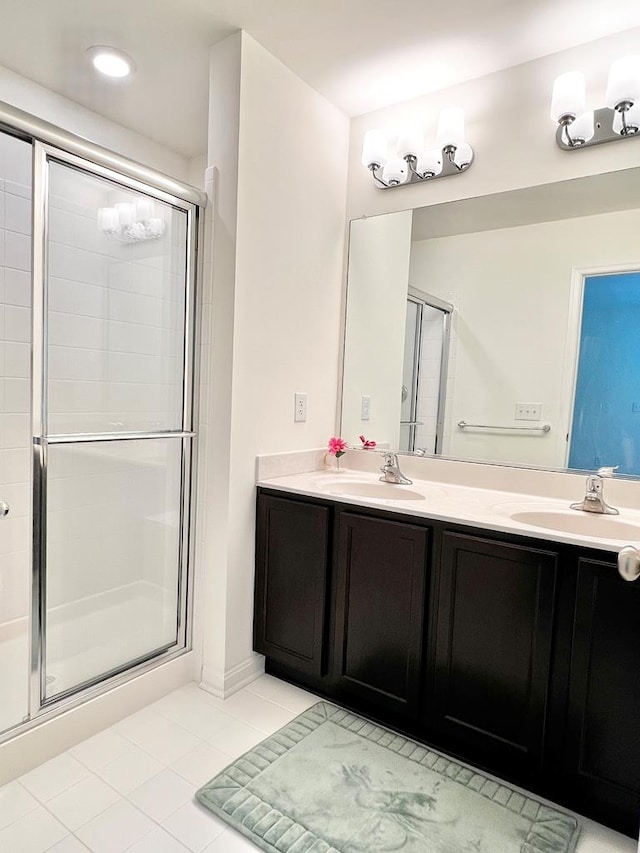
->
0;501;9;518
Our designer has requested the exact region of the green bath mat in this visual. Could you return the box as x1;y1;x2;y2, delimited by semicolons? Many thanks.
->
196;702;580;853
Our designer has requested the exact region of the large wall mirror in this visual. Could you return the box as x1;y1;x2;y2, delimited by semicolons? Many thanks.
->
341;166;640;477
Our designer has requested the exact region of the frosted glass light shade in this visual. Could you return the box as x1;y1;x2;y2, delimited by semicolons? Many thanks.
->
97;207;118;231
550;72;585;122
416;150;443;177
382;158;408;185
135;197;154;221
397;125;423;159
613;101;640;134
361;129;388;168
453;142;473;168
569;111;595;144
114;202;133;227
606;56;640;108
436;107;465;149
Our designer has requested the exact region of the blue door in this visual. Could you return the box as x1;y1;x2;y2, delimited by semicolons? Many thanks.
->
569;271;640;475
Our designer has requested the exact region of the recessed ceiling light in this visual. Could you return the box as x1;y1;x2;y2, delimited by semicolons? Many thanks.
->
87;45;134;78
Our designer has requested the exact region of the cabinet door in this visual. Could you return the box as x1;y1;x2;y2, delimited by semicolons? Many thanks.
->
254;493;330;677
428;532;557;776
561;557;640;835
333;512;428;717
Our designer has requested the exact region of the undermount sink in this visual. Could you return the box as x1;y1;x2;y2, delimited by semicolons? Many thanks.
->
319;478;428;502
509;509;640;541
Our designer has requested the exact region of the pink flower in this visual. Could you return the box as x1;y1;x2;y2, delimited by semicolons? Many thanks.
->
359;435;377;449
327;436;347;458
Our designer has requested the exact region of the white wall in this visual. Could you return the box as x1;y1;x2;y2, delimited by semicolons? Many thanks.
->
347;26;640;220
0;64;191;180
199;32;349;693
409;206;640;466
342;211;413;448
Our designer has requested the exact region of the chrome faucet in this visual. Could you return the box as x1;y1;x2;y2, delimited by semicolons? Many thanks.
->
570;469;619;515
379;453;413;485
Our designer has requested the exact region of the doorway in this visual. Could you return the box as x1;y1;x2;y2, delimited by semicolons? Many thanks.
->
568;270;640;475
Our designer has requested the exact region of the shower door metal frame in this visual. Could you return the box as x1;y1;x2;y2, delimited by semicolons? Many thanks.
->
29;140;202;718
406;287;453;455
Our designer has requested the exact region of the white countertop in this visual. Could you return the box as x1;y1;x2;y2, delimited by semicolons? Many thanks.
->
257;467;640;553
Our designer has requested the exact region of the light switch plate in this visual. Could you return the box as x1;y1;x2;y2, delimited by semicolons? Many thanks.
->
361;395;371;421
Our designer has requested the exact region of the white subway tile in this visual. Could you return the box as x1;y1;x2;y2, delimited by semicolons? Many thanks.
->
5;192;31;236
49;346;107;382
0;413;30;448
4;230;30;271
49;277;106;318
4;267;31;307
49;312;106;350
5;305;30;342
4;342;30;377
4;377;30;412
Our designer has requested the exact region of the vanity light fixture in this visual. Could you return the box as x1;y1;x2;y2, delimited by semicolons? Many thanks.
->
87;45;135;79
97;197;165;243
551;56;640;150
361;107;474;189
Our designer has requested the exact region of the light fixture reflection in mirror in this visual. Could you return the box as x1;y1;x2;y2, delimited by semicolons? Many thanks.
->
340;168;640;478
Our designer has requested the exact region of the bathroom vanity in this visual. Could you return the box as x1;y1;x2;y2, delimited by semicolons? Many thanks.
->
253;470;640;837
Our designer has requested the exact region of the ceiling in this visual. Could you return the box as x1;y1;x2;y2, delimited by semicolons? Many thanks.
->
1;0;640;159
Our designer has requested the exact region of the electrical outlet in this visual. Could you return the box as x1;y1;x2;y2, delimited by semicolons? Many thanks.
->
515;402;542;421
294;392;307;422
361;395;371;421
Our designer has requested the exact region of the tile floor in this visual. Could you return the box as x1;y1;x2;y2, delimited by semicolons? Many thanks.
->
0;674;636;852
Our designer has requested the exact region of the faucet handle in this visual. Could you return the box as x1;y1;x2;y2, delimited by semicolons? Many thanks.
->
586;474;603;492
597;466;619;477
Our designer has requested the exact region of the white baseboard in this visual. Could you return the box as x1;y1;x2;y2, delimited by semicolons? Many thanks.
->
200;654;265;699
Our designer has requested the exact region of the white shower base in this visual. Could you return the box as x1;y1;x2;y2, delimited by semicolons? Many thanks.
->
0;581;177;737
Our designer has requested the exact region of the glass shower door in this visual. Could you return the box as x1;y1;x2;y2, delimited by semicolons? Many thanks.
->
35;148;196;704
0;131;33;733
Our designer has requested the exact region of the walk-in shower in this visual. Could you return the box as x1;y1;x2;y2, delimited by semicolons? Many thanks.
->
0;104;204;740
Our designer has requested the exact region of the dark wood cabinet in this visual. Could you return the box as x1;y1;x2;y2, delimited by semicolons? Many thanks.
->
333;512;428;716
254;487;638;836
426;532;558;777
254;494;330;677
560;556;640;835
